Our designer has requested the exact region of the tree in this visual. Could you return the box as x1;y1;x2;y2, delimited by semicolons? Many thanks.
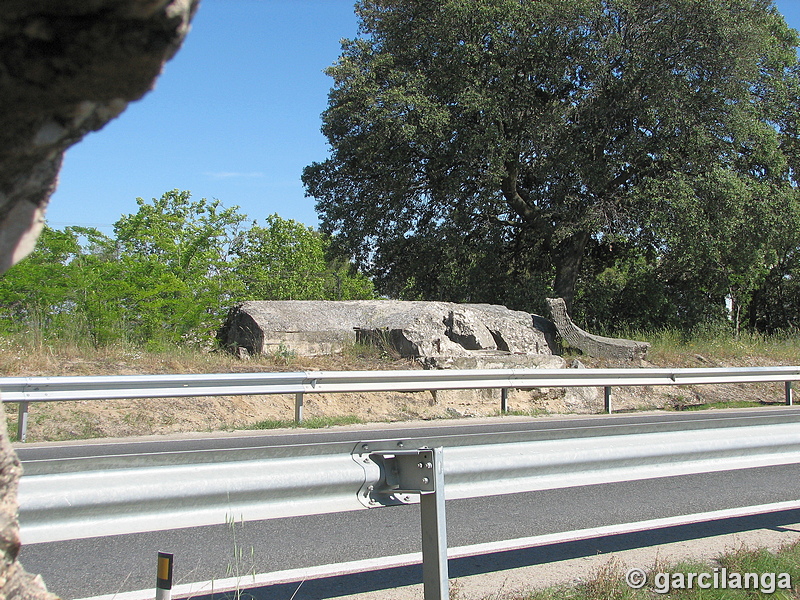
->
231;214;374;301
0;226;84;334
113;190;249;344
747;188;800;332
0;192;375;348
0;225;125;343
303;0;800;317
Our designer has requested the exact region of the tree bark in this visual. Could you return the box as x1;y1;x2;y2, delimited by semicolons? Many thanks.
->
552;230;590;312
499;160;591;311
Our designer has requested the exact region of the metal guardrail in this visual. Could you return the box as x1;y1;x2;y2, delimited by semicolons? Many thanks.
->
17;412;800;600
1;366;797;441
20;418;800;543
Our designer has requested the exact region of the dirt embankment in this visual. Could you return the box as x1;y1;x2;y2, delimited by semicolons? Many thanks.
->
1;344;793;443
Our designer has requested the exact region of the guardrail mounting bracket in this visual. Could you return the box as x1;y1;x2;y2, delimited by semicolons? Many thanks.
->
354;442;439;506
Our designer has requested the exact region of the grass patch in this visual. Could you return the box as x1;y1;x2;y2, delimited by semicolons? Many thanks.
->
502;541;800;600
497;408;549;418
636;326;800;365
720;542;800;585
667;399;783;411
247;414;364;430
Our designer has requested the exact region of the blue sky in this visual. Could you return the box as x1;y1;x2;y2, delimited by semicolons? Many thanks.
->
46;0;800;236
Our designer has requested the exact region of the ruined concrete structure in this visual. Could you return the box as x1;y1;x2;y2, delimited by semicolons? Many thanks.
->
546;297;650;360
221;299;649;364
219;300;558;363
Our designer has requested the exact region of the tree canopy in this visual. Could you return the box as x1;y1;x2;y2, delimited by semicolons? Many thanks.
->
303;0;800;329
0;191;374;348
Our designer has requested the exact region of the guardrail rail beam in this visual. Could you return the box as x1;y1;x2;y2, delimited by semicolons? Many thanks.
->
3;366;799;441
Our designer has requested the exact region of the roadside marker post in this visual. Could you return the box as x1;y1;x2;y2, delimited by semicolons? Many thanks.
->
156;552;173;600
17;401;28;442
500;388;509;413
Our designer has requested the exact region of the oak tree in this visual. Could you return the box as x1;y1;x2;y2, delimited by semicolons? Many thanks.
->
304;0;800;315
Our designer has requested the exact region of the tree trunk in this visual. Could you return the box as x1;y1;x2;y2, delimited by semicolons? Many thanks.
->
552;231;590;312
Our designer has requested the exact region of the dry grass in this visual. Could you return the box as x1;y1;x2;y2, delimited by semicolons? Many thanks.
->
469;541;800;600
0;337;431;442
0;336;420;378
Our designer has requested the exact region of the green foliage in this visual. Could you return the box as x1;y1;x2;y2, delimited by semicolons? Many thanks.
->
232;214;374;301
521;543;800;600
233;215;328;300
112;190;249;345
0;190;374;348
0;226;118;344
747;189;800;332
304;0;800;330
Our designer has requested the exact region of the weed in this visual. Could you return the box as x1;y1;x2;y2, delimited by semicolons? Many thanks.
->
498;408;549;418
449;578;464;599
579;558;638;600
681;400;776;411
666;396;783;411
505;542;800;600
352;327;402;360
719;540;800;586
637;326;800;365
271;342;297;366
225;513;256;600
122;410;154;432
340;340;386;361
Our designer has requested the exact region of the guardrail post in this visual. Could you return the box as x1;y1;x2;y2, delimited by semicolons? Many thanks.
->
604;387;612;414
294;392;304;423
500;388;509;413
357;446;449;600
420;447;448;600
17;401;29;442
786;382;794;406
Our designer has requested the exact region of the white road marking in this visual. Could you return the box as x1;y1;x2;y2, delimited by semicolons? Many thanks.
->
74;500;800;600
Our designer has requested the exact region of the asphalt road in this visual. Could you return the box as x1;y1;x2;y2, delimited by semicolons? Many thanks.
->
15;409;800;599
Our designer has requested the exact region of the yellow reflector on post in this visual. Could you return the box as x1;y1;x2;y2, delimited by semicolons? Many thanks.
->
156;551;173;600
